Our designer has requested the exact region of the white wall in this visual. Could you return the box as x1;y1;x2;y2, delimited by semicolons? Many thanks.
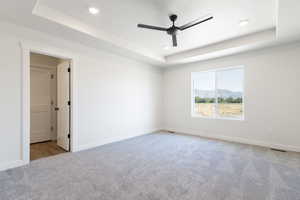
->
0;21;163;171
0;36;22;170
163;43;300;151
76;53;162;151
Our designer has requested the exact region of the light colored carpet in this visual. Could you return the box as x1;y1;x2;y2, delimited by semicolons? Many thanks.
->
1;132;300;200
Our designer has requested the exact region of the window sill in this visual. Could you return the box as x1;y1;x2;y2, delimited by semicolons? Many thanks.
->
191;114;245;121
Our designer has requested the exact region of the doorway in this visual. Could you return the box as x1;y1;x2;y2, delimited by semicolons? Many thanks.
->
30;53;71;161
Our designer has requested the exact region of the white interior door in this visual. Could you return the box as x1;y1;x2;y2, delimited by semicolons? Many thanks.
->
30;67;52;143
57;61;70;151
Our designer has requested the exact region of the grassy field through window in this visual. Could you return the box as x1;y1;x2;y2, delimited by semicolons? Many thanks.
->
194;103;243;118
192;67;244;119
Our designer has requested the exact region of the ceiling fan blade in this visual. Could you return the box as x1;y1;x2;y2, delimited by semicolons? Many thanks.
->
172;34;177;47
179;15;213;31
137;24;168;31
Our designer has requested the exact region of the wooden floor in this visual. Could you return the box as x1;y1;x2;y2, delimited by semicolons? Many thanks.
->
30;141;67;161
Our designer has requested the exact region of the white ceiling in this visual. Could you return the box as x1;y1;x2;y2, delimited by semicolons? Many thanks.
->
0;0;299;66
36;0;276;56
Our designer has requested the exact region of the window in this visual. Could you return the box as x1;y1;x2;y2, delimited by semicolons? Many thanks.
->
192;66;244;120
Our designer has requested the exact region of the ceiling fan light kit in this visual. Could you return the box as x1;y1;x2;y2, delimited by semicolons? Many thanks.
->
137;14;213;47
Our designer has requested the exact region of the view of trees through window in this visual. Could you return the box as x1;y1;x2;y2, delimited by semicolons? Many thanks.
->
192;67;244;119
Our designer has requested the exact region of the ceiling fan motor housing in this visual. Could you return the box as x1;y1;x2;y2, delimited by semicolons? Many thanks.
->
167;27;179;35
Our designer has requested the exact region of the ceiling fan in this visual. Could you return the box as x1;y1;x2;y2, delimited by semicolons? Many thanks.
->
137;14;213;47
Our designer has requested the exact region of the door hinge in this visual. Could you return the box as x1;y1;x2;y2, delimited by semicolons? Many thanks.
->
68;68;71;73
68;134;70;139
50;126;54;132
68;101;71;106
51;74;54;79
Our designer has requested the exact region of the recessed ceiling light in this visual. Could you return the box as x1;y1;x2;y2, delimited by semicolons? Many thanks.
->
89;7;99;15
164;46;170;50
239;19;249;27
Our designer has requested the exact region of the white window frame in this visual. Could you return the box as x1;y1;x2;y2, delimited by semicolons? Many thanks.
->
191;66;245;121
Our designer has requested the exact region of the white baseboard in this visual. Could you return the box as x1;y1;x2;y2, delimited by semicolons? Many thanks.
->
268;143;300;153
75;129;161;152
165;128;300;153
0;160;28;172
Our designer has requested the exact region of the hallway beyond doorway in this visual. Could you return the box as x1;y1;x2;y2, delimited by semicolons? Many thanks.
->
30;141;67;161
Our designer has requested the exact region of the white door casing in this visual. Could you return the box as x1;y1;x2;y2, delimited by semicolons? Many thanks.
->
57;61;70;151
30;67;53;143
20;44;77;169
